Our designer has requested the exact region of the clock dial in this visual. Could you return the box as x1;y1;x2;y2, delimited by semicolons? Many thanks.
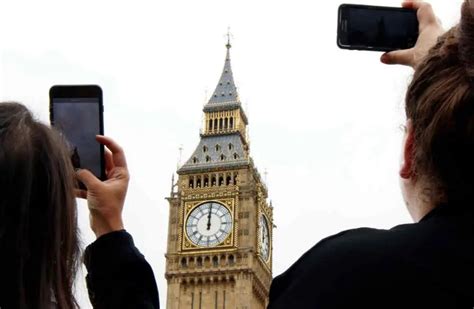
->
185;202;233;247
259;214;270;262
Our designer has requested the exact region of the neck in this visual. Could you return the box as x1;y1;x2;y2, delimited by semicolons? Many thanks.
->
406;185;436;222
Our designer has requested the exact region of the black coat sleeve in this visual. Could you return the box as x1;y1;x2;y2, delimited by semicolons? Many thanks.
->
84;230;160;309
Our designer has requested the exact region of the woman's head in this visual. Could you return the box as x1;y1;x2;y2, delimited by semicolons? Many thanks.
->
0;102;79;308
404;0;474;207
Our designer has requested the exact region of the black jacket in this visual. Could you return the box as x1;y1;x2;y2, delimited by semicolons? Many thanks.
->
268;204;474;309
84;230;159;308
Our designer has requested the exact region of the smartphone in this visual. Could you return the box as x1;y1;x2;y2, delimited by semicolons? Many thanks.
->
337;4;419;52
49;85;106;182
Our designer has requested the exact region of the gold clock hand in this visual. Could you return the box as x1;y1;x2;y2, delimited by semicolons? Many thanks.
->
207;204;212;230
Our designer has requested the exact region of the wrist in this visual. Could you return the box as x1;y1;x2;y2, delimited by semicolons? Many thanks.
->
91;215;124;238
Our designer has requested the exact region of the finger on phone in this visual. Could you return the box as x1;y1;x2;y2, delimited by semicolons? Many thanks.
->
96;135;127;168
403;1;437;26
76;168;101;189
381;49;415;67
104;149;114;175
402;1;428;10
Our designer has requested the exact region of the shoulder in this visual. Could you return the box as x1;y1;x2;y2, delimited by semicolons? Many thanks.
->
287;226;406;271
274;214;466;284
294;225;411;267
269;225;419;308
269;212;474;308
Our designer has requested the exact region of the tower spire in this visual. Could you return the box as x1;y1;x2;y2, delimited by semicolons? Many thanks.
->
178;34;250;174
205;31;239;106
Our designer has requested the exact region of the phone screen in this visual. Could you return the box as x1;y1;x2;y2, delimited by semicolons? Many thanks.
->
338;5;419;51
52;98;103;179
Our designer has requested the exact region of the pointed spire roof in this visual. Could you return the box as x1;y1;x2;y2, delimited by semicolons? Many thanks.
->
203;40;241;112
178;35;251;174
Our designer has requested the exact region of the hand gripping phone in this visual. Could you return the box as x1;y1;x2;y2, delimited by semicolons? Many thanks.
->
337;4;419;52
49;85;106;182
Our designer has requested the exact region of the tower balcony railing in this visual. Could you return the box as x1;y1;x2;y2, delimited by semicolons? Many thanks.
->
201;127;239;136
170;252;249;272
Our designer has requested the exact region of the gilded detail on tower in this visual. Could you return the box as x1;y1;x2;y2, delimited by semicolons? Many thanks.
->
165;39;274;309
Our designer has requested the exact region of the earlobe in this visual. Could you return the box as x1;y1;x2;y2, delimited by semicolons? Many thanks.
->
399;163;412;179
400;120;415;180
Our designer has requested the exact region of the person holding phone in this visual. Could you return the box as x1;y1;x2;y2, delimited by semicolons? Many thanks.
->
0;102;159;308
268;1;473;308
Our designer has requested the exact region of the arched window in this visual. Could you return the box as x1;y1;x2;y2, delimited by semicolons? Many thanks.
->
219;118;223;130
203;176;209;187
214;119;218;130
230;117;234;129
215;144;221;152
197;257;203;267
219;176;224;186
193;157;198;164
212;256;219;267
228;143;233;150
233;153;239;159
224;118;228;129
189;179;194;188
206;156;211;162
211;176;217;186
220;154;226;161
228;255;235;266
203;145;208;152
226;175;232;185
208;119;213;131
181;258;187;268
196;177;202;188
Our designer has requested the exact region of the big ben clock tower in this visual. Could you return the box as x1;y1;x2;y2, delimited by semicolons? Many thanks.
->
165;38;274;309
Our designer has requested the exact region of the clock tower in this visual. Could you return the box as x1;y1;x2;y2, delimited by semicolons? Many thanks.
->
165;39;274;309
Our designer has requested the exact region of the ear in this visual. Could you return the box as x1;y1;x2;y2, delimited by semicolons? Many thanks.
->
400;119;415;179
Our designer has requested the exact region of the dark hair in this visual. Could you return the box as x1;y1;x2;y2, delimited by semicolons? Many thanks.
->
0;102;79;308
405;0;474;206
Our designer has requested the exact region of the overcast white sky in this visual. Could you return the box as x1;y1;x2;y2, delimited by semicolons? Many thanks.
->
0;0;463;307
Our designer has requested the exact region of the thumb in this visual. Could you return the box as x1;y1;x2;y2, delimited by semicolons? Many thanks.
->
76;169;101;190
381;49;415;67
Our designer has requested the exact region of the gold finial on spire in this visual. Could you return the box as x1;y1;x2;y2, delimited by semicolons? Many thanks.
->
226;26;232;49
177;145;183;169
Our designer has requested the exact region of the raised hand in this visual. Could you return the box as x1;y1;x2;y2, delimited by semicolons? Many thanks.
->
76;135;129;238
381;1;445;68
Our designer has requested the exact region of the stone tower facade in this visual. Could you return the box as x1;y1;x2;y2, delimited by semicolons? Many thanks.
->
165;40;274;309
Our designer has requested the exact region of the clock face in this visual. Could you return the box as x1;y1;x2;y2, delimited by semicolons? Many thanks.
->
259;214;270;262
185;201;233;248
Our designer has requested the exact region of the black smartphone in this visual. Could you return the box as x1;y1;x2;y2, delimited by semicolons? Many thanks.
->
49;85;106;182
337;4;419;52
